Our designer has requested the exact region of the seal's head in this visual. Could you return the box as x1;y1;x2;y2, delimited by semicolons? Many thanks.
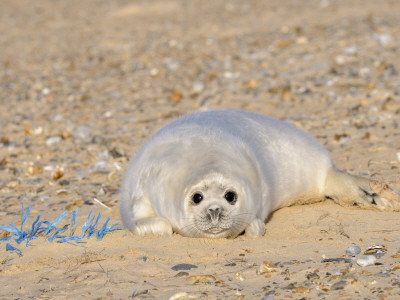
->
178;172;256;238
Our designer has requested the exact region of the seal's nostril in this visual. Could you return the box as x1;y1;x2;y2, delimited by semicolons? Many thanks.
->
208;207;221;221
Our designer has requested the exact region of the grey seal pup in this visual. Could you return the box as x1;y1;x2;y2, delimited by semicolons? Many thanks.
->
119;110;399;238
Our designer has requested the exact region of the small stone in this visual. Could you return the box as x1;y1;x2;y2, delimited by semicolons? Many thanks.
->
357;255;376;267
263;290;275;296
91;135;108;145
51;169;64;181
107;171;118;181
26;164;42;176
229;283;241;289
59;179;70;186
90;160;110;172
225;262;236;267
260;297;274;300
61;131;71;139
373;33;393;46
174;271;189;277
168;91;183;103
109;147;124;158
7;180;20;188
186;275;216;282
171;263;198;271
331;280;347;291
56;189;69;196
283;283;296;290
306;272;320;280
45;136;63;146
236;272;245;281
191;81;204;94
322;258;351;264
346;246;361;255
72;125;91;139
295;286;308;293
343;46;357;55
296;36;308;44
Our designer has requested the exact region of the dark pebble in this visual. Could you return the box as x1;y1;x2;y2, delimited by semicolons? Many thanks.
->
260;297;274;300
224;263;236;267
283;283;296;290
171;263;198;271
330;280;347;291
306;272;320;280
264;290;275;296
174;271;189;277
91;135;108;145
109;147;124;158
376;271;390;277
59;179;70;186
322;258;351;264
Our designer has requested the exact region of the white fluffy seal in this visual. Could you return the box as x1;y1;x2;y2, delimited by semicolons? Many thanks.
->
119;110;399;238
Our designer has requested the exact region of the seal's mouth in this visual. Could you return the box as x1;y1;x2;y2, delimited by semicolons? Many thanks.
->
205;226;227;234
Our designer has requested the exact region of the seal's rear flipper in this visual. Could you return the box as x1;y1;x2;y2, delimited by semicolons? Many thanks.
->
324;167;400;211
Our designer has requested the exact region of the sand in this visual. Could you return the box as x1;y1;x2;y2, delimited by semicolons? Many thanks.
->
1;0;400;299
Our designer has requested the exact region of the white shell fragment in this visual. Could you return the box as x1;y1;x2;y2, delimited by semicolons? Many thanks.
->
169;292;188;300
356;255;376;267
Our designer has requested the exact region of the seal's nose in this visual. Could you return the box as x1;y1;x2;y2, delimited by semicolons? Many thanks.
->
207;206;221;222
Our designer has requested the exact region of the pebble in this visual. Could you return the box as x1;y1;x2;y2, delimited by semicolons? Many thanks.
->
228;283;241;289
343;46;357;55
322;258;351;264
89;160;110;172
330;280;347;291
372;33;393;46
51;169;64;181
59;179;70;186
357;255;376;267
45;136;62;146
306;272;320;280
174;272;189;278
260;297;274;300
91;135;108;145
186;275;216;283
109;147;124;158
26;164;43;176
171;263;198;271
346;245;361;255
72;125;91;139
191;81;204;94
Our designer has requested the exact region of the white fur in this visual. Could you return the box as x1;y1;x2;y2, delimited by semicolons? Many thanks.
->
119;110;334;238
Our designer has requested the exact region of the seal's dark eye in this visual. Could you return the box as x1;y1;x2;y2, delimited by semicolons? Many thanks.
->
224;191;237;204
192;193;203;204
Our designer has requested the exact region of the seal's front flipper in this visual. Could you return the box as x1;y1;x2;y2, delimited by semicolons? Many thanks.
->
132;217;173;236
245;218;266;237
324;167;400;211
